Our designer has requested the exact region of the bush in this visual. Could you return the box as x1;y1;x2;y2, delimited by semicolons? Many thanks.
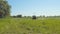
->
32;15;36;19
17;15;22;18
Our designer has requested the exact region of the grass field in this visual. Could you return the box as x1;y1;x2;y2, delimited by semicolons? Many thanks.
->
0;18;60;34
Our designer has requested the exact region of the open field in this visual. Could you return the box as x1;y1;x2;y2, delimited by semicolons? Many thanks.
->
0;18;60;34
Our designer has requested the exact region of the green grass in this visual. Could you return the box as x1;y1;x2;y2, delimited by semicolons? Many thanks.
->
0;18;60;34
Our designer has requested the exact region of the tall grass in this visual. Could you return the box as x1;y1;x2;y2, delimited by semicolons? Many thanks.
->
0;18;60;34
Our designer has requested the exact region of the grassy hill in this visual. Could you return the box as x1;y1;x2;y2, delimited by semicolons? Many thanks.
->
0;18;60;34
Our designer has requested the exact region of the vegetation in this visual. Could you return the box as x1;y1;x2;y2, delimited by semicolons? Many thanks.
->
0;17;60;34
32;15;36;19
17;15;22;18
0;0;11;18
0;0;60;34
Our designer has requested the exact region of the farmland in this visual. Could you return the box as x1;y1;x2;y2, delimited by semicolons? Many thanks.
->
0;17;60;34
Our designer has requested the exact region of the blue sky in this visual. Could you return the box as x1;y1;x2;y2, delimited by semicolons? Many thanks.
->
7;0;60;16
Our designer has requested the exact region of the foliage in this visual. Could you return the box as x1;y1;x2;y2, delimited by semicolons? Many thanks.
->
32;15;36;19
17;15;22;18
0;0;11;18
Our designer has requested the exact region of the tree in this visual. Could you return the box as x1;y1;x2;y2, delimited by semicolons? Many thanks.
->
17;15;22;18
32;15;36;19
0;0;11;18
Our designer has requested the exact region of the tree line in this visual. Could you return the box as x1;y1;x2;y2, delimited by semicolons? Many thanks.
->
0;0;60;19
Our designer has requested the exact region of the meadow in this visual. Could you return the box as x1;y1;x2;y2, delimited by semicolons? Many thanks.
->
0;17;60;34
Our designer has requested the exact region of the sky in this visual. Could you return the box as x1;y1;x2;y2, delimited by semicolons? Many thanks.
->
7;0;60;16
